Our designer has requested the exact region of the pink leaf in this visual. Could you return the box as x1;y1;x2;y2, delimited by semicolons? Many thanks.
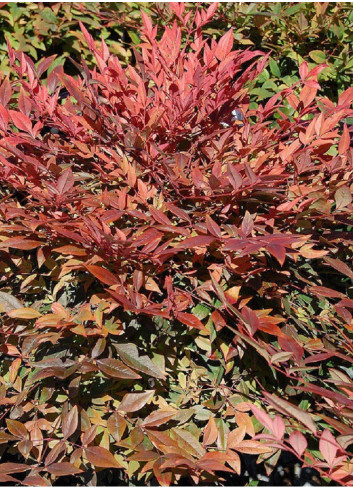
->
251;405;273;433
272;416;285;440
319;429;338;467
241;211;254;236
288;431;307;457
215;29;233;60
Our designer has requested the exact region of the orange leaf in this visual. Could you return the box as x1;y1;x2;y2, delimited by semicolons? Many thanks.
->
85;264;119;286
7;308;41;319
0;237;43;250
339;123;350;154
85;446;122;468
203;416;218;446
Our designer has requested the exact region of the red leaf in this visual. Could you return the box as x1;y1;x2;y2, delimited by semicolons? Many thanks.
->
299;61;308;80
309;286;344;299
272;416;285;440
338;87;353;107
178;235;215;249
242;307;260;335
215;29;233;60
79;22;96;51
141;10;153;34
251;405;273;433
0;237;43;250
86;264;119;286
176;312;207;331
0;463;30;475
9;110;32;133
206;215;222;238
0;104;8;131
300;85;317;108
37;55;57;77
57;169;74;195
325;257;353;280
0;77;12;107
267;243;286;266
206;2;218;20
203;416;218;446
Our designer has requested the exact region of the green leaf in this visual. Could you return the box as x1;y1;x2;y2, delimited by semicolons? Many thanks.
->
309;50;326;64
115;343;166;379
269;59;281;78
171;428;205;458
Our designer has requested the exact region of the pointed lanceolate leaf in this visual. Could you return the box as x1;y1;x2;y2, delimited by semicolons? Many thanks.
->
6;419;27;439
203;416;218;446
115;343;165;379
57;169;74;195
97;358;141;379
86;264;119;286
0;292;22;313
0;463;30;475
288;431;307;457
142;409;177;427
172;428;205;458
107;413;127;442
241;211;254;236
319;429;338;467
324;257;353;280
0;237;43;250
215;29;234;60
206;215;222;238
62;405;78;440
9;110;32;133
263;393;317;434
338;124;350;154
85;446;122;468
335;185;352;210
176;312;207;331
267;244;286;266
118;390;154;413
7;308;41;319
46;463;82;477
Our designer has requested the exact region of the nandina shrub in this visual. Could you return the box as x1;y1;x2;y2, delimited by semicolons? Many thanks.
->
0;3;353;486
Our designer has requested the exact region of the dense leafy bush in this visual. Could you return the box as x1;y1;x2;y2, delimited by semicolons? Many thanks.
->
0;3;353;486
1;2;353;102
